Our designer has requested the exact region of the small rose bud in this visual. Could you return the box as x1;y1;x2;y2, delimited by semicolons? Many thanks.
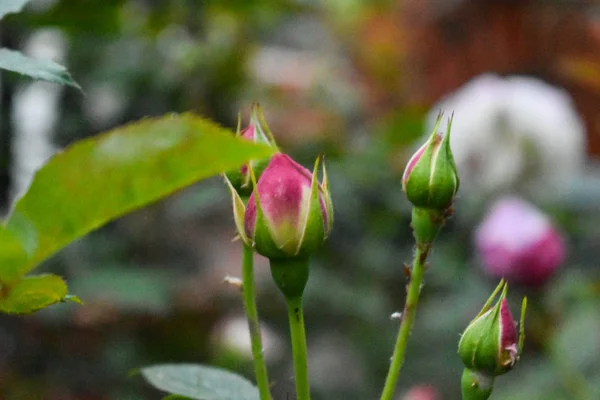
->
458;280;526;378
402;113;459;211
243;153;333;260
226;103;278;196
225;153;333;299
475;196;565;286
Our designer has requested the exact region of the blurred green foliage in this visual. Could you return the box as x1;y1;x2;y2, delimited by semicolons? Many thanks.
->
0;0;79;87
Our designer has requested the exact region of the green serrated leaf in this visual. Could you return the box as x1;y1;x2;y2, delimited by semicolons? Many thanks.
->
0;48;81;89
141;364;259;400
0;113;275;281
0;274;68;314
0;0;32;20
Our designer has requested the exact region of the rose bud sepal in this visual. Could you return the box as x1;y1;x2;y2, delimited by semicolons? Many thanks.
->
223;173;251;245
270;257;310;300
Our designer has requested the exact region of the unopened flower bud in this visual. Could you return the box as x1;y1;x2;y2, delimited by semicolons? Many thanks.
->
475;196;565;286
226;103;278;196
244;153;333;260
402;113;459;211
225;153;333;298
458;280;526;378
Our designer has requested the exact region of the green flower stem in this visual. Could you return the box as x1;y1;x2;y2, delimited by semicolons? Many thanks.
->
380;243;431;400
241;243;273;400
285;295;311;400
268;258;311;400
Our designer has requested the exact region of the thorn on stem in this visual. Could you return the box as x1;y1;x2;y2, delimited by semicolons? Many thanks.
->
403;264;411;277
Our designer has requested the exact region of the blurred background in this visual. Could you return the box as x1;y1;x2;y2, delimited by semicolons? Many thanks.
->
1;0;600;399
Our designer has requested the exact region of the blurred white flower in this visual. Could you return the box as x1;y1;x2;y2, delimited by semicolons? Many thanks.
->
11;28;67;202
211;314;284;363
426;74;586;201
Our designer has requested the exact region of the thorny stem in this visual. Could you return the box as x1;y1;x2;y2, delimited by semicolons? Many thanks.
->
286;295;311;400
380;243;431;400
242;243;273;400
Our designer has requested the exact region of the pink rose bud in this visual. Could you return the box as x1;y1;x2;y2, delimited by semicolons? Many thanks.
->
459;280;525;374
459;280;527;399
225;103;278;196
226;153;333;260
475;196;565;286
402;113;459;211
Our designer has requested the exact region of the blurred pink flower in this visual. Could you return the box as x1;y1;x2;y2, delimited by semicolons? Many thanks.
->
475;196;565;286
402;385;438;400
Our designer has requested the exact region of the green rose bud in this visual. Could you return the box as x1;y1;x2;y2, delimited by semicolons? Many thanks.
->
458;280;527;400
402;113;459;210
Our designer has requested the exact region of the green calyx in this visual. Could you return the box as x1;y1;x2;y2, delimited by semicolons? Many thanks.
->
461;368;494;400
411;207;446;245
269;257;310;300
404;113;459;210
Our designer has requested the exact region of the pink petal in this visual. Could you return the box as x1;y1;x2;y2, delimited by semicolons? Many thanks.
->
402;142;427;188
245;154;327;240
499;299;518;363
